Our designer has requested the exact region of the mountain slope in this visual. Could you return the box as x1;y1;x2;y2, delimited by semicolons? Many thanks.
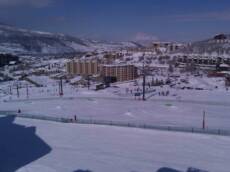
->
0;24;92;55
0;25;139;55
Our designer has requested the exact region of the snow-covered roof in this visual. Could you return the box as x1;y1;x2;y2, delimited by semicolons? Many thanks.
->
102;63;135;67
70;76;82;83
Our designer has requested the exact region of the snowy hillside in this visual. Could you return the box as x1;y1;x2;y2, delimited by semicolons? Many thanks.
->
181;34;230;55
0;24;139;55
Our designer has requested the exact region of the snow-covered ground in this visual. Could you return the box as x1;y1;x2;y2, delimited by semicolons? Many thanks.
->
2;116;229;172
1;96;230;130
1;74;230;131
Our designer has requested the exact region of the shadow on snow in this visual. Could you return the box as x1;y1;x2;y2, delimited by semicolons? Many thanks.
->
0;115;52;172
157;167;181;172
157;167;208;172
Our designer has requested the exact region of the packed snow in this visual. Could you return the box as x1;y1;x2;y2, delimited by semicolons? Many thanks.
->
1;73;230;131
1;116;230;172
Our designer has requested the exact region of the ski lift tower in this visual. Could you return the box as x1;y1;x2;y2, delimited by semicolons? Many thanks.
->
139;53;150;101
87;75;92;90
59;78;64;96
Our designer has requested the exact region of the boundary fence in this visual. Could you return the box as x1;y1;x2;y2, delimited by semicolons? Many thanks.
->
1;111;230;137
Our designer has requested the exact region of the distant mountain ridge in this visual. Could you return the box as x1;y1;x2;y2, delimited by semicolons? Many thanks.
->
0;24;139;55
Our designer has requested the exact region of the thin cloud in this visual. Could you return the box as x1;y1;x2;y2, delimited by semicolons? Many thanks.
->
133;32;158;42
55;16;66;22
150;10;230;22
171;10;230;22
0;0;53;8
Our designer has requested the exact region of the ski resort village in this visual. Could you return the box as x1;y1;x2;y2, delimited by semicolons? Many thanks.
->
1;2;230;171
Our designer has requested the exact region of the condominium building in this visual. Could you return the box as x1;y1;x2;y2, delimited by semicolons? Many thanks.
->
101;64;138;82
66;59;138;82
66;59;100;76
176;55;230;66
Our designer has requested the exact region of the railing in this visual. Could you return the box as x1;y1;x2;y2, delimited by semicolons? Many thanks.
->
0;111;70;123
1;111;230;137
76;118;230;136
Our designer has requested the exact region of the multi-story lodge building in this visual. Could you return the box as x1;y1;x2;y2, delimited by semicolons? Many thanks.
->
66;59;100;76
175;55;230;66
66;59;138;82
101;64;138;82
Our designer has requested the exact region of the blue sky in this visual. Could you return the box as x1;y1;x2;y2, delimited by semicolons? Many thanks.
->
0;0;230;42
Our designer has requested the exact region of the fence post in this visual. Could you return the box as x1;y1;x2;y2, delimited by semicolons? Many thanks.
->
202;111;206;130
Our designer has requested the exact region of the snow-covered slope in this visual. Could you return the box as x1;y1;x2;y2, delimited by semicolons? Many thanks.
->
79;38;141;52
0;24;91;55
1;116;229;172
0;24;139;55
181;34;230;55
